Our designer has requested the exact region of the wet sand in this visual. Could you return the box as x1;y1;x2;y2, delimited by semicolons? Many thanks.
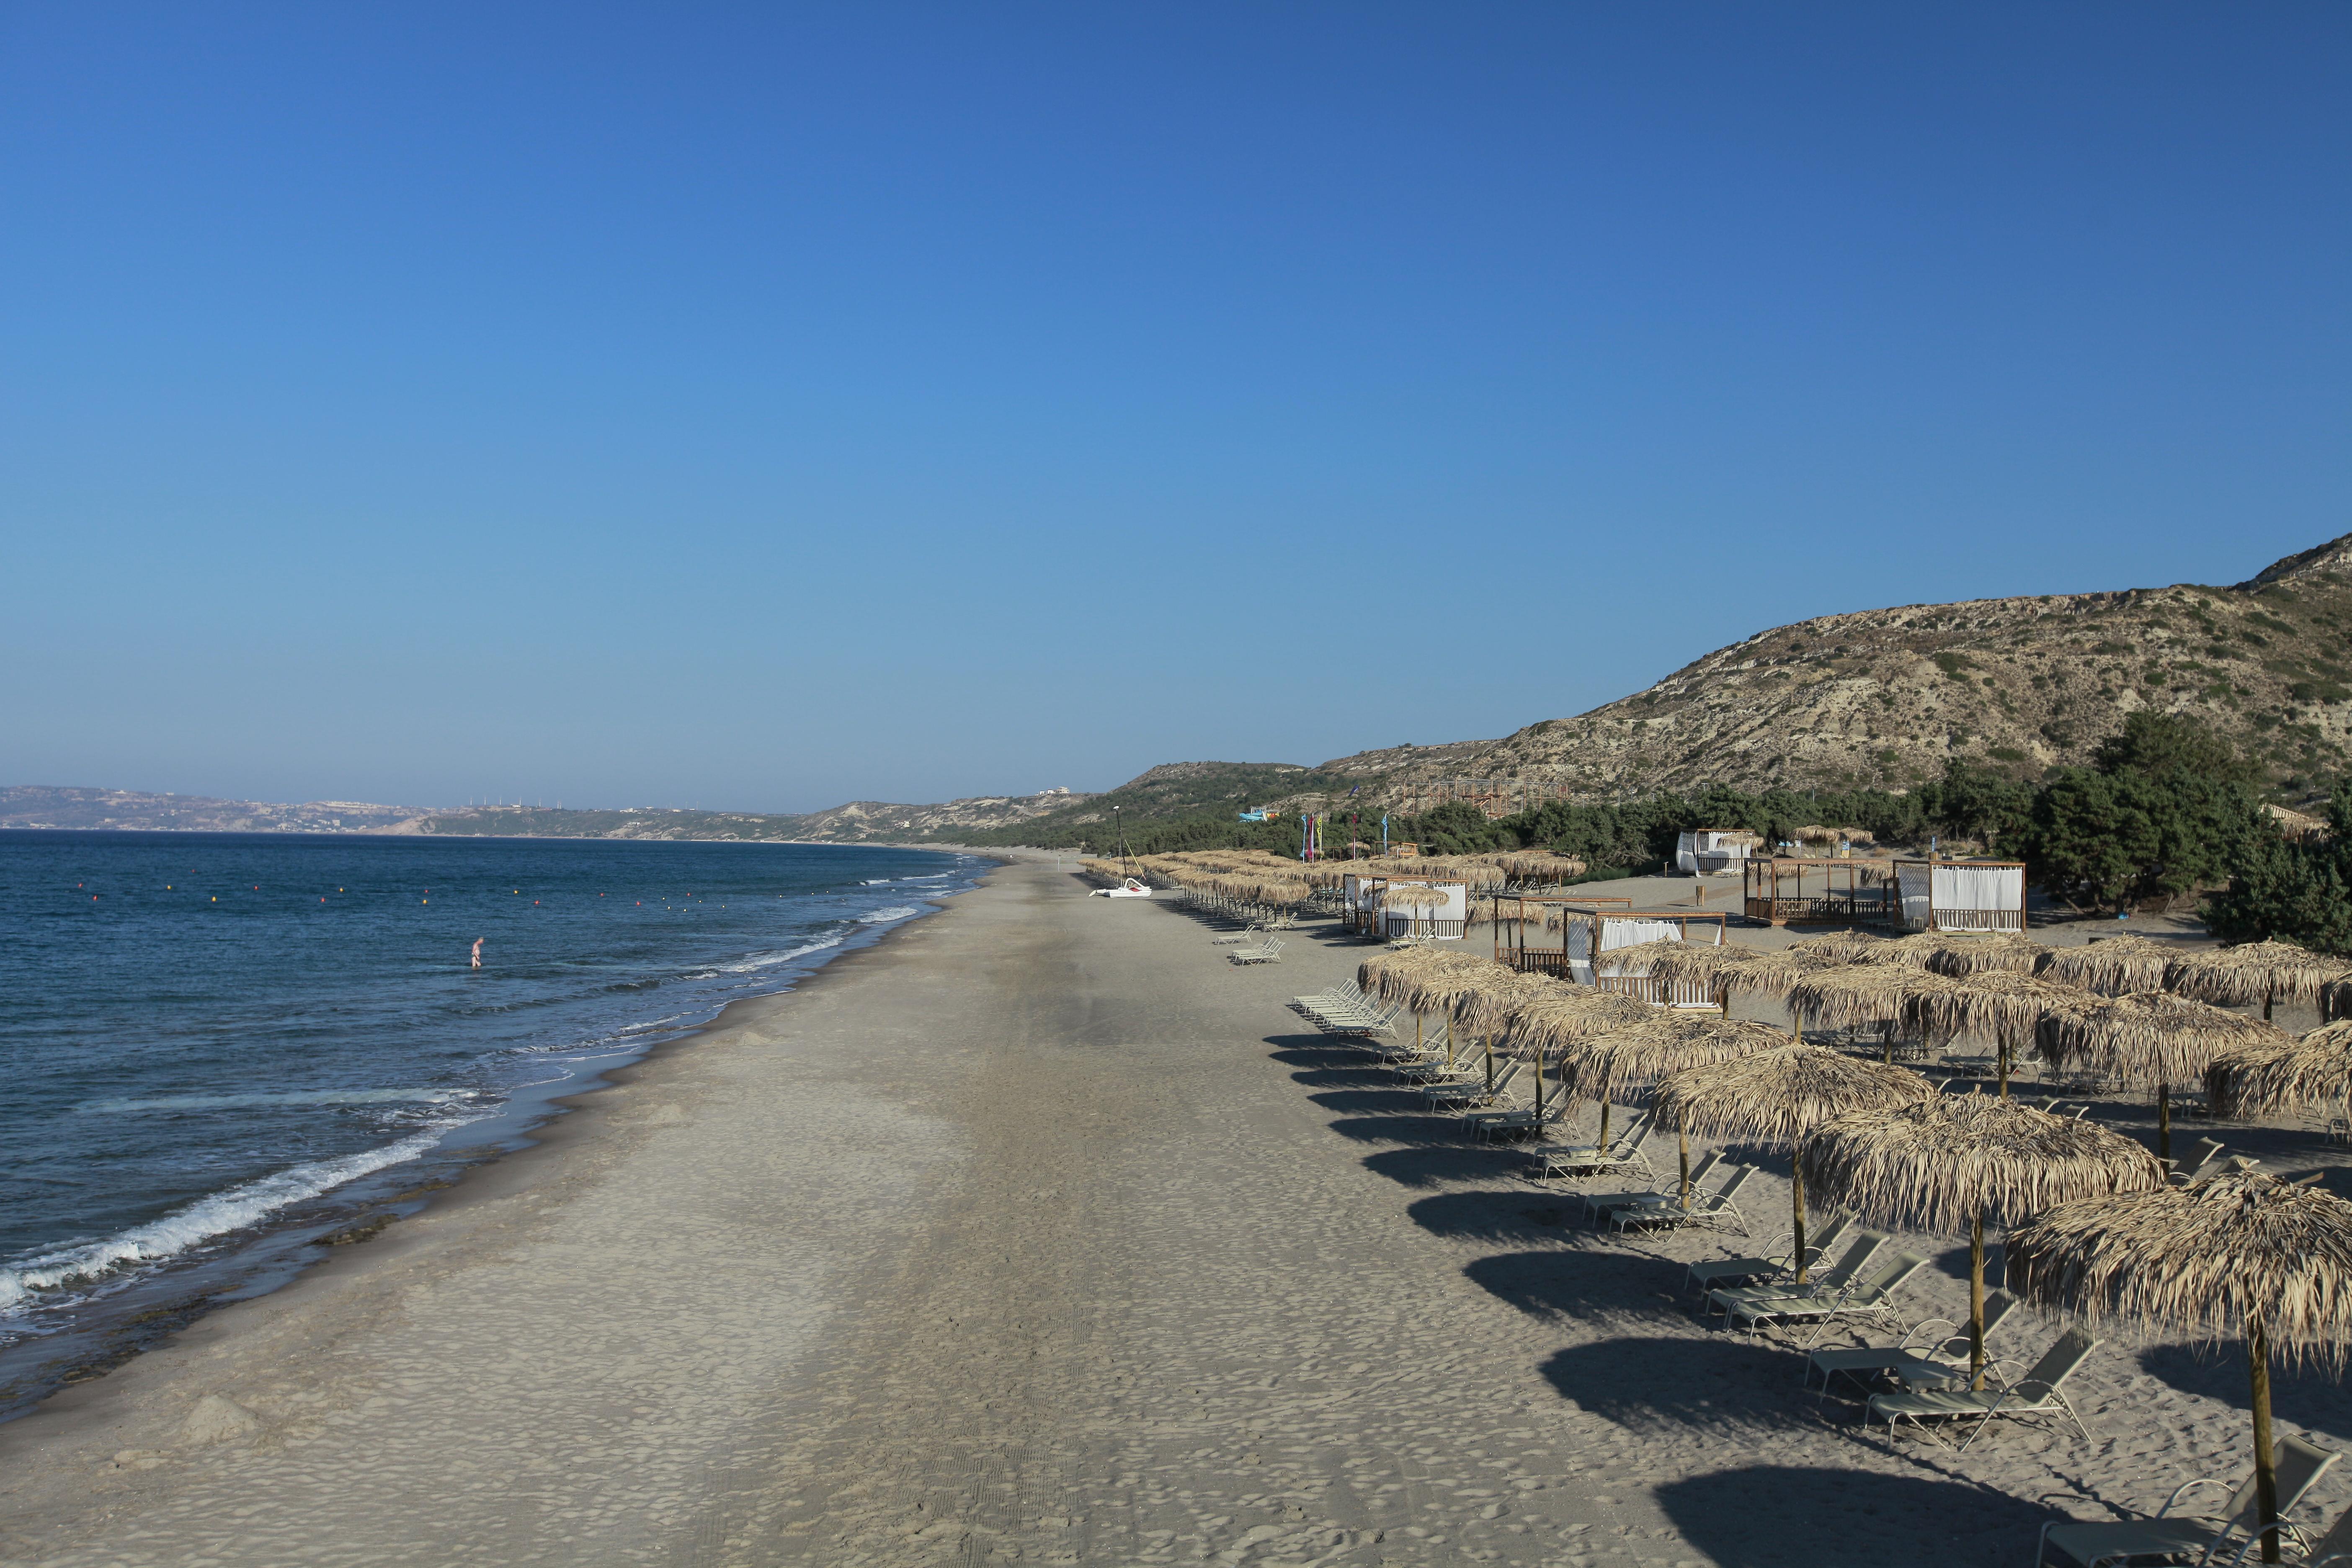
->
4;863;2351;1567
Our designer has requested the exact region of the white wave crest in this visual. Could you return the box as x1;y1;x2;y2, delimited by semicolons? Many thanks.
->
80;1088;471;1115
857;905;920;923
0;1132;449;1316
711;936;844;974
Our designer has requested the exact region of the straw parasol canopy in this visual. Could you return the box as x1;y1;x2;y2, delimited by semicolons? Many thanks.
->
2164;941;2352;1018
2043;992;2293;1165
1357;947;1503;1016
1902;970;2103;1075
1922;931;2051;978
1655;1044;1934;1280
1591;937;1693;977
1720;944;1870;1003
1788;966;1970;1033
2035;935;2178;996
1647;941;1768;988
1556;1016;1789;1107
1793;931;1890;963
1501;989;1661;1056
1454;969;1578;1039
2208;1021;2352;1123
1379;884;1454;910
2009;1171;2352;1560
2040;993;2290;1092
1803;1094;2164;1383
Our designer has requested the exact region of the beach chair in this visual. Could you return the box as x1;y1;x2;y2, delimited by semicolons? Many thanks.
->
1580;1152;1731;1222
1865;1326;2099;1450
1707;1232;1887;1320
1427;1059;1519;1111
2165;1137;2230;1185
1803;1292;2017;1400
1531;1116;1654;1184
1210;924;1264;946
1720;1252;1927;1344
1686;1214;1855;1295
2037;1436;2342;1568
1230;935;1285;965
1606;1163;1755;1236
1465;1086;1573;1144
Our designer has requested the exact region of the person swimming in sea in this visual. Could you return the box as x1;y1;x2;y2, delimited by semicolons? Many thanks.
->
470;937;483;970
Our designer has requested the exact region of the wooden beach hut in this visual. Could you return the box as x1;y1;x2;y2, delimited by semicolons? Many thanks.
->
1675;828;1760;877
1892;858;2027;934
1742;856;1897;926
1375;880;1469;941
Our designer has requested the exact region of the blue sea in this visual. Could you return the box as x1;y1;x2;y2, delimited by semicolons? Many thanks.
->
0;829;980;1413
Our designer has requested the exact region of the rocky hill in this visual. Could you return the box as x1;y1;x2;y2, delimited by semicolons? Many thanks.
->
1333;531;2352;809
781;787;1091;842
0;786;434;834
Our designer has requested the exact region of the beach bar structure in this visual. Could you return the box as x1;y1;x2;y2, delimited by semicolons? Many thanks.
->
1892;858;2028;933
1494;896;1728;1008
1342;874;1469;940
1743;856;1897;927
1675;829;1759;877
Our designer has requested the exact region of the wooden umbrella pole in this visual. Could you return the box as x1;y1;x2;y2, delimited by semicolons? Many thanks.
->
1679;1123;1692;1211
1969;1210;1988;1390
1790;1156;1809;1285
2251;1316;2281;1563
1597;1100;1611;1148
1998;1038;2010;1099
1445;1017;1455;1068
1482;1037;1494;1096
2158;1084;2173;1166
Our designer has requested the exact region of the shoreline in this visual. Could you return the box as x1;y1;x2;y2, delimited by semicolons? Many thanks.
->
10;865;2348;1566
0;854;1005;1555
0;843;995;1427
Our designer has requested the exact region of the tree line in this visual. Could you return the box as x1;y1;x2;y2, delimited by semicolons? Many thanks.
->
1087;714;2347;954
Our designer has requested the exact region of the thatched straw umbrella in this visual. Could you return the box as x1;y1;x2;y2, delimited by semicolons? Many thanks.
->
1379;884;1453;910
1502;989;1662;1145
1655;1045;1934;1281
1793;931;1889;963
1786;967;1971;1068
2208;1021;2352;1124
1359;949;1507;1066
1922;931;2050;978
1646;941;1768;990
1901;970;2103;1092
2035;935;2178;996
2009;1171;2352;1560
1803;1095;2164;1386
1559;1016;1787;1204
2164;941;2352;1022
1719;944;1865;1003
2041;993;2293;1162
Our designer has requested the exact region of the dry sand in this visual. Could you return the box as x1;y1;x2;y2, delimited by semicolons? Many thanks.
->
3;863;2350;1567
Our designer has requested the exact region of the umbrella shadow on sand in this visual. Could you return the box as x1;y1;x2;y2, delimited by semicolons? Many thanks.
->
1463;1248;1689;1319
1358;1146;1519;1187
2134;1341;2352;1433
1539;1336;1824;1436
1405;1191;1607;1247
1654;1465;2041;1568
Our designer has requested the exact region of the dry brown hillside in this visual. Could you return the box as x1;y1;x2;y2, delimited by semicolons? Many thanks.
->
1336;532;2352;805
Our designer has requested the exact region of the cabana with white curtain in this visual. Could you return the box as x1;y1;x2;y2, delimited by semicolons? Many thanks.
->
1892;858;2027;933
1375;880;1469;941
1571;910;1730;1007
1675;829;1759;877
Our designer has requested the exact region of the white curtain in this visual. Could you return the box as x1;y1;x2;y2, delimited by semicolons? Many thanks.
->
1897;863;1933;928
1933;864;2023;912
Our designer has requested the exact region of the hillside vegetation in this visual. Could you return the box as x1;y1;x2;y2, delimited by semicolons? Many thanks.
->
1338;531;2352;806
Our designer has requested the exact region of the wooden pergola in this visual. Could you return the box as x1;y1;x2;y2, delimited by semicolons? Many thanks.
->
1743;856;1897;927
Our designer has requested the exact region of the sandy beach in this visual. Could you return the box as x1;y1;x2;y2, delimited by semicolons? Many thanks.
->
5;861;2352;1567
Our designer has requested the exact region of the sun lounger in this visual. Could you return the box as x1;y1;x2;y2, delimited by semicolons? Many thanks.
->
1605;1163;1755;1235
2037;1436;2341;1567
1210;924;1264;945
1707;1232;1886;1319
2165;1137;2230;1185
1465;1088;1572;1144
1867;1326;2099;1450
1804;1292;2017;1400
1581;1151;1721;1226
1529;1116;1654;1184
1721;1252;1927;1344
1229;935;1286;965
1428;1059;1519;1110
1686;1214;1856;1294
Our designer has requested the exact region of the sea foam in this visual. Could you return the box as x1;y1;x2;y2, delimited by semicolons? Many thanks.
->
0;1130;452;1315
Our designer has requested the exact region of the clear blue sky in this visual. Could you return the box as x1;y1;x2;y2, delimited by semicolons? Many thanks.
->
5;4;2347;811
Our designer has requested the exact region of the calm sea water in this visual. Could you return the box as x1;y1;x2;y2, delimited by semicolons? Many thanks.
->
0;829;980;1410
